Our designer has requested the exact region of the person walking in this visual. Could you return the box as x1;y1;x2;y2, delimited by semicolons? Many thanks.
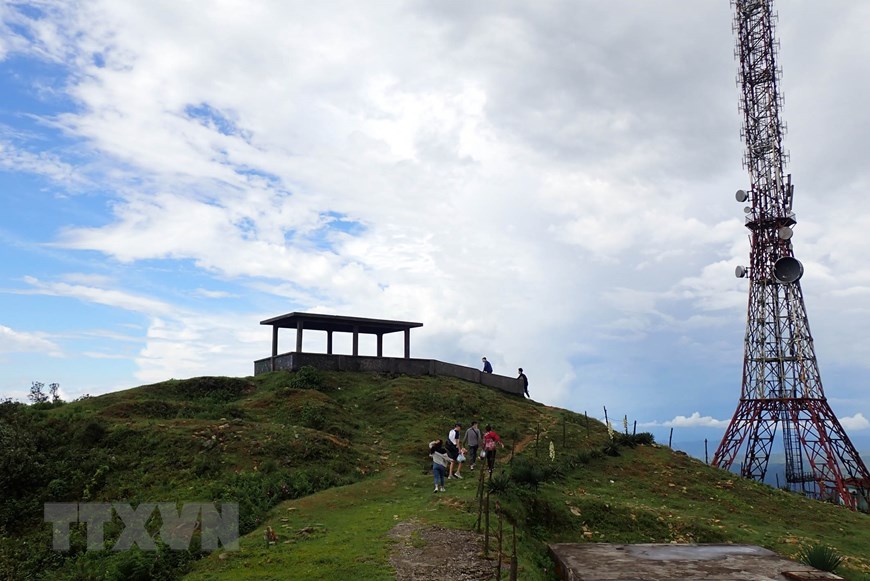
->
429;440;450;492
518;368;529;398
482;357;493;374
446;422;464;479
482;424;505;473
463;421;482;471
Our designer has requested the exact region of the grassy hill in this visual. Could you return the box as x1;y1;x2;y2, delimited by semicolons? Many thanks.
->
1;368;868;580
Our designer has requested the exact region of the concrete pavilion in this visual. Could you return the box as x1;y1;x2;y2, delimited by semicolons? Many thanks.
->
252;311;526;397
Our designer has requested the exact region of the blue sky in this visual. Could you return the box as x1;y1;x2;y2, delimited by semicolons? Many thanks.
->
1;1;869;451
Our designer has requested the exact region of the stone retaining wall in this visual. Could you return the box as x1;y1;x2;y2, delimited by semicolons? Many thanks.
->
254;352;524;396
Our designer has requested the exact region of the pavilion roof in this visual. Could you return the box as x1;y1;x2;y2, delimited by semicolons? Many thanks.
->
260;312;423;335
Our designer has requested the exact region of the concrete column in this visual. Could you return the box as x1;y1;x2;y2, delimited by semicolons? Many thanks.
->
376;333;383;357
327;330;333;355
271;325;278;371
352;326;359;356
404;328;410;358
295;320;304;353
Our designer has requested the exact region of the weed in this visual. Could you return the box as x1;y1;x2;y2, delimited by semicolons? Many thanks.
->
797;543;843;572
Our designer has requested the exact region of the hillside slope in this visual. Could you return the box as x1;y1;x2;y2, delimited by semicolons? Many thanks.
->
1;369;868;580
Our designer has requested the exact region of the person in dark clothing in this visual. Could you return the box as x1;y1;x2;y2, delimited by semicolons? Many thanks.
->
463;421;482;471
482;357;493;374
518;368;529;398
482;424;505;473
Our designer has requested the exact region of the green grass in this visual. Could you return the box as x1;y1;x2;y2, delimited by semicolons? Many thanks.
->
2;369;869;580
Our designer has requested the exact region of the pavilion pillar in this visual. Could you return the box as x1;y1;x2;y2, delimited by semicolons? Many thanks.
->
271;325;278;371
327;330;333;355
376;333;383;357
404;328;411;359
295;320;304;353
352;326;359;356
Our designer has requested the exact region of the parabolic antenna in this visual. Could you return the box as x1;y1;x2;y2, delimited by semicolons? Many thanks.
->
778;226;793;240
735;189;749;202
773;256;804;284
735;265;747;278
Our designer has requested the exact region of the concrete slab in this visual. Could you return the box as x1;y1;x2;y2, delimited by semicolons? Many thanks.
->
548;543;843;581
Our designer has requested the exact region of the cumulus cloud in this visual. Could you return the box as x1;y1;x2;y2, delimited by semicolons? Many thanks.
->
642;412;730;429
0;1;869;422
840;413;870;431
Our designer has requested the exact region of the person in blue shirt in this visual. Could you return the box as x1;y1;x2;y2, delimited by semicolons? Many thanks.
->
482;357;493;374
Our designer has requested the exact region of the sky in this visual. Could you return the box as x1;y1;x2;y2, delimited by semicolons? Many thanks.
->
1;1;869;451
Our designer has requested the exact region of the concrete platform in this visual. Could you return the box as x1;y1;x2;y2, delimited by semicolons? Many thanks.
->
548;543;843;581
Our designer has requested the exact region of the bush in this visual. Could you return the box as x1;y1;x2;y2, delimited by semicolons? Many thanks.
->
288;366;324;391
510;459;545;489
797;544;843;573
300;403;326;430
614;432;655;448
487;471;513;495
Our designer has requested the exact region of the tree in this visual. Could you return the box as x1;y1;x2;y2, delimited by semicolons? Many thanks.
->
49;383;60;403
28;382;48;405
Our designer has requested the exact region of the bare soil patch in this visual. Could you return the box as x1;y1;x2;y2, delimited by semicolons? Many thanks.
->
388;520;495;580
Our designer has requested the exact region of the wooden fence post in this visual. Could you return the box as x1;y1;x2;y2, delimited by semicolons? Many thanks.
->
509;522;518;581
496;502;503;580
484;490;491;557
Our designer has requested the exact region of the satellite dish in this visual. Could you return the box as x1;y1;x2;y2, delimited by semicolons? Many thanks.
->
773;256;803;284
735;265;747;278
743;206;752;214
778;226;793;240
735;189;749;202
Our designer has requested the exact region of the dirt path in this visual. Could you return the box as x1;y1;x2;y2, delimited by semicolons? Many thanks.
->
388;520;495;580
512;411;560;455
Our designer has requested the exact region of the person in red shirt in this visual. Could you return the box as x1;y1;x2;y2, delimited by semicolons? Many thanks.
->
482;424;505;473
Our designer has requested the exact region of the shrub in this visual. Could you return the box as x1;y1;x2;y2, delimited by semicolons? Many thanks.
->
614;432;655;448
300;403;326;430
797;543;843;573
603;441;620;457
288;366;324;391
487;471;513;495
510;459;545;489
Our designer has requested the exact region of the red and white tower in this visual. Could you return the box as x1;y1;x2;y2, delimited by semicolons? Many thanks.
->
712;0;870;510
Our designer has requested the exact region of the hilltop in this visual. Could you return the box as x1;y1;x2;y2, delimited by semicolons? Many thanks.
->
1;368;868;580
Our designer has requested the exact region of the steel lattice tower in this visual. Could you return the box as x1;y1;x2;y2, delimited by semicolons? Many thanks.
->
711;0;870;510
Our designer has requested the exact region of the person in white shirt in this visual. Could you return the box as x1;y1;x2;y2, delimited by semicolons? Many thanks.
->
446;422;464;479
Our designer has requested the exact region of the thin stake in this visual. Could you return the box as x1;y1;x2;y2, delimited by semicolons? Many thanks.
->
668;427;674;448
705;438;709;465
496;502;503;581
484;490;491;557
509;522;518;581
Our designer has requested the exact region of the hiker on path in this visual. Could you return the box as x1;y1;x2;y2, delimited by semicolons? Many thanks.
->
482;357;493;374
463;421;482;471
429;440;450;493
446;422;464;479
483;424;505;473
518;368;529;398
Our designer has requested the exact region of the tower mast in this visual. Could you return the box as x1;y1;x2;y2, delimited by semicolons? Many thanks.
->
712;0;870;509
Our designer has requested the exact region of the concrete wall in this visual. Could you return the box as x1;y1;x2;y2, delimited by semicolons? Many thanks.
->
253;352;525;396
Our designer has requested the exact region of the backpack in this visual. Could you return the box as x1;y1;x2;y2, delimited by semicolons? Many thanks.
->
484;435;497;451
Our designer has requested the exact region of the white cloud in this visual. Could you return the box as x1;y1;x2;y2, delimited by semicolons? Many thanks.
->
840;413;870;431
642;412;730;429
1;1;869;424
0;325;62;356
